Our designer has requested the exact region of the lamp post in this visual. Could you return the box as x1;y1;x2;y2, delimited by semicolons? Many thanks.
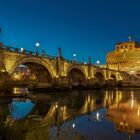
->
128;36;132;41
73;53;76;62
35;42;40;55
21;48;24;53
96;60;100;65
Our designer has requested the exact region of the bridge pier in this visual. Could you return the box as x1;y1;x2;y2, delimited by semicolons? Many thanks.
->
53;76;71;90
0;72;12;92
86;78;95;88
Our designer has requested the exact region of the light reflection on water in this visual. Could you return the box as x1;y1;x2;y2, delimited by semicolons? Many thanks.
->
0;89;140;140
12;87;29;94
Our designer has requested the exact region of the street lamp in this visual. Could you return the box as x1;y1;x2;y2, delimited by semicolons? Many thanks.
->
35;42;40;52
96;60;100;65
21;48;24;52
73;53;76;61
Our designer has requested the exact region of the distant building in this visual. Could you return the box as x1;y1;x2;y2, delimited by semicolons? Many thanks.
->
106;41;140;76
12;65;36;81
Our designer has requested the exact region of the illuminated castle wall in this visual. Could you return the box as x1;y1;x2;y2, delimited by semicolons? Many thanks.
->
106;41;140;75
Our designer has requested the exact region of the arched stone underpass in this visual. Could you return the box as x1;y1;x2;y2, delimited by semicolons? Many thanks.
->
110;74;117;86
11;62;53;89
94;72;105;86
67;68;86;88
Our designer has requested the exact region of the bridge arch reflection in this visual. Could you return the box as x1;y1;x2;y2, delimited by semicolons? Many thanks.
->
4;89;140;136
9;98;35;120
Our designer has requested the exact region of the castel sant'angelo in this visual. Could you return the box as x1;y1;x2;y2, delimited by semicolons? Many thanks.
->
106;38;140;77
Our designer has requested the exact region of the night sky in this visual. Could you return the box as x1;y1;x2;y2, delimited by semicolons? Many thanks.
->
0;0;140;64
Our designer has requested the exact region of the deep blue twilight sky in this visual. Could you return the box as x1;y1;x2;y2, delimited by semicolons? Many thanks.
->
0;0;140;64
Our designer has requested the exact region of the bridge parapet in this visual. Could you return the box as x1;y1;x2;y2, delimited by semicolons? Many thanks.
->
0;42;139;89
0;43;58;60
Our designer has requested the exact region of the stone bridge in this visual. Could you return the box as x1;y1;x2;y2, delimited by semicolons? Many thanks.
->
0;42;132;88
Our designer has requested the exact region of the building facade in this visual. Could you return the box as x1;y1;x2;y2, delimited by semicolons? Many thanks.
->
106;41;140;76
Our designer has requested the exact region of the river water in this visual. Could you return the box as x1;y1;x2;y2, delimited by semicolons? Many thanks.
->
0;88;140;140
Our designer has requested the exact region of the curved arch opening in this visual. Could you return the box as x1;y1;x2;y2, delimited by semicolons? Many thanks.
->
110;74;117;85
94;72;104;84
11;62;53;89
67;68;86;88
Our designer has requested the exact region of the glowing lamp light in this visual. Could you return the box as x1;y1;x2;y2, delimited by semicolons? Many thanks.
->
73;53;76;57
72;123;75;128
21;48;24;52
35;42;40;47
96;60;100;64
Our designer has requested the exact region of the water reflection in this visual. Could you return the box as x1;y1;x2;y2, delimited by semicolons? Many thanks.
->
13;87;29;94
107;91;140;134
0;89;140;139
9;98;35;120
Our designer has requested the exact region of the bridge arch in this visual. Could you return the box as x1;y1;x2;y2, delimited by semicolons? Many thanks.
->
110;74;117;84
66;65;87;87
9;56;55;86
94;71;105;83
